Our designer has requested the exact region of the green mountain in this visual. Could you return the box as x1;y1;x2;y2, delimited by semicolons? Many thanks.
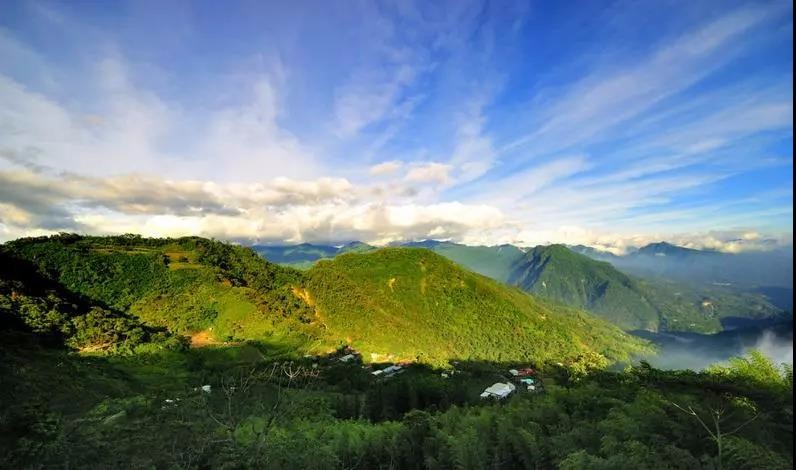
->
2;234;648;367
601;242;793;294
336;241;377;255
508;245;661;331
253;242;376;269
402;240;525;282
507;245;783;333
253;239;526;278
252;243;340;270
304;247;650;366
251;240;786;333
388;241;783;333
2;234;325;352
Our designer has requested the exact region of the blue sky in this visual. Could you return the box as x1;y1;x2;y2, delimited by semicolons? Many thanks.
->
0;0;792;252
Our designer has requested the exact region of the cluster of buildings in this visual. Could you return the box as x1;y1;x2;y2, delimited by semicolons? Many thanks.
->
371;364;405;378
331;346;409;379
336;345;362;363
480;367;542;400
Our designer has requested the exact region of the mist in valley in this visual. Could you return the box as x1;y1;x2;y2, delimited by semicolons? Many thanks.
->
634;324;793;371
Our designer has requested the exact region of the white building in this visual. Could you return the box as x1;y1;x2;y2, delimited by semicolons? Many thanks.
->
480;382;516;399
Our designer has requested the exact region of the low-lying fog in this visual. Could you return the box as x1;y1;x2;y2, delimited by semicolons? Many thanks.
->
633;323;793;371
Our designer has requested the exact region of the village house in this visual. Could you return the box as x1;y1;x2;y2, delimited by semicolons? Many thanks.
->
371;364;404;378
338;354;356;362
480;382;516;399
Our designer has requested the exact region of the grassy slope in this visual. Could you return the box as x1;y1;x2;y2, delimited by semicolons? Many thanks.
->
305;248;651;367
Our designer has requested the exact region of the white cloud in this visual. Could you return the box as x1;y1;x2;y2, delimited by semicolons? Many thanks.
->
369;160;404;176
0;167;789;254
405;162;452;185
334;64;424;138
449;96;498;183
194;79;320;181
0;169;509;245
0;57;321;182
502;5;779;156
510;226;792;255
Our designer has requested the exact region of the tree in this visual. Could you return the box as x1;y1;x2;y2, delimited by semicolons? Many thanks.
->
671;401;758;470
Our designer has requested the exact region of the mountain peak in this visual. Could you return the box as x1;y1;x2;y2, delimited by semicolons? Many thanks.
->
635;242;706;257
401;239;452;248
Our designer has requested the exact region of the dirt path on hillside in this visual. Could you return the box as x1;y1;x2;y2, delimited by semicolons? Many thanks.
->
190;330;230;348
190;330;216;347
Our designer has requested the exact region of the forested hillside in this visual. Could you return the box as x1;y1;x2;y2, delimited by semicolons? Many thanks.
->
0;250;176;353
3;235;649;367
2;234;326;352
508;245;661;331
1;327;791;469
305;248;650;367
507;245;783;333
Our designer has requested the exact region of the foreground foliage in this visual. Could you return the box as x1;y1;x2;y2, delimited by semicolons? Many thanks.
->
1;330;791;469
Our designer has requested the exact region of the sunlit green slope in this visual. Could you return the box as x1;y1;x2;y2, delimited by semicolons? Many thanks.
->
305;248;651;366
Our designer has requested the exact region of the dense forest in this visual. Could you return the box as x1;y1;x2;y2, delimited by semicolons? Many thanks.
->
305;248;650;367
1;234;792;468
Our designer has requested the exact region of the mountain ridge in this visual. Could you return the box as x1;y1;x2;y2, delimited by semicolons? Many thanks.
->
250;239;789;331
2;234;649;367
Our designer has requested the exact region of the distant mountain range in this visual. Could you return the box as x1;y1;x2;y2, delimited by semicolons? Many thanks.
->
571;242;793;287
252;241;376;269
253;240;791;333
